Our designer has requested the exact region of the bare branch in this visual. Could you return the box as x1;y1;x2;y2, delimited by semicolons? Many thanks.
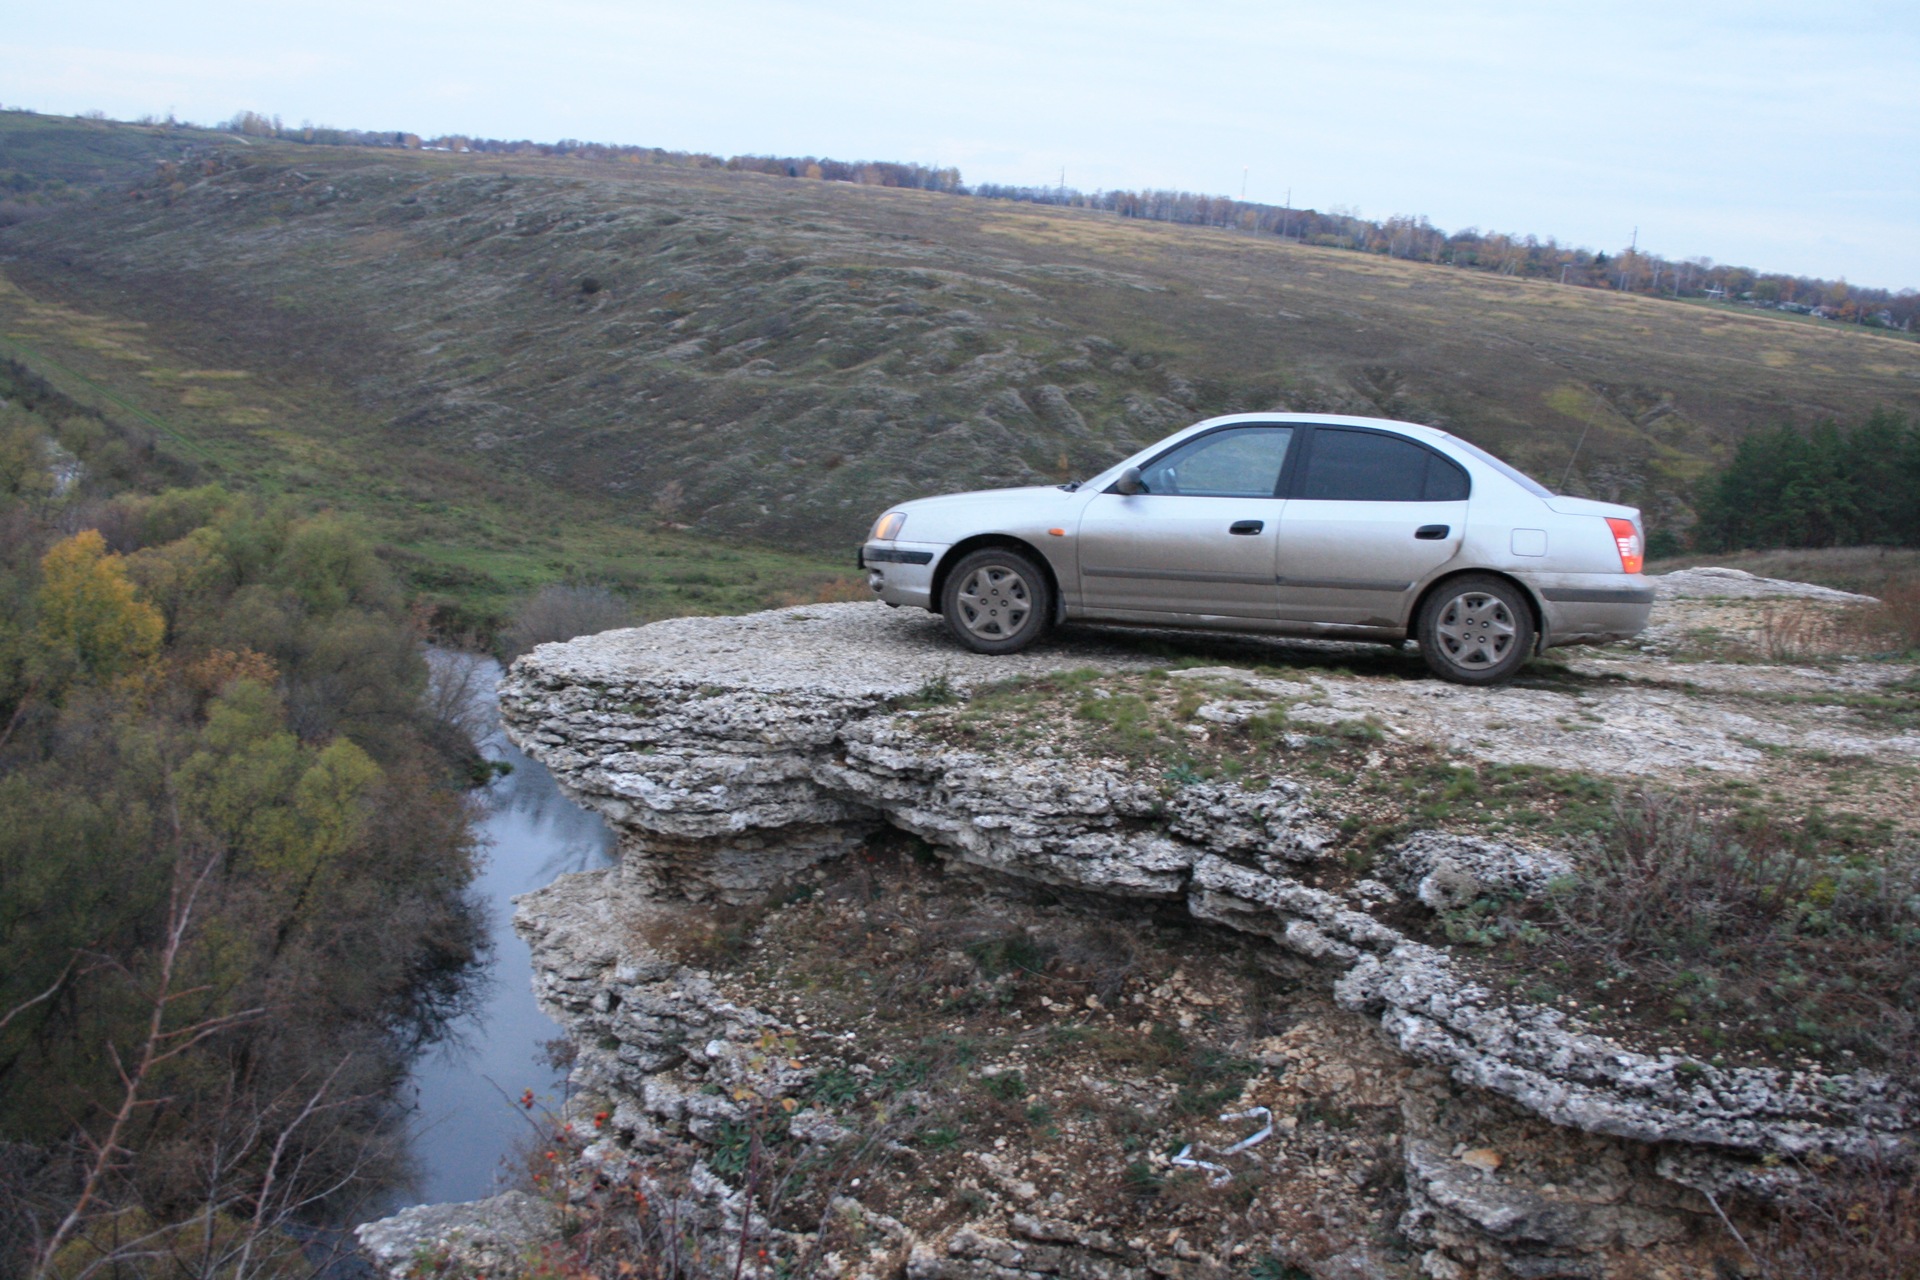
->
31;846;231;1280
0;954;79;1034
236;1057;354;1279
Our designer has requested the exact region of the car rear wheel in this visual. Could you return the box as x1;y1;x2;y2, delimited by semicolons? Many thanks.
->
1417;575;1534;685
941;548;1053;654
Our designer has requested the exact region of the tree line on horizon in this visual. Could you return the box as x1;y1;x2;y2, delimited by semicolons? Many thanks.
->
203;109;1919;332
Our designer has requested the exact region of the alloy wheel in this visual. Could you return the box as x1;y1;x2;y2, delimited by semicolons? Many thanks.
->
1434;589;1517;670
954;564;1033;640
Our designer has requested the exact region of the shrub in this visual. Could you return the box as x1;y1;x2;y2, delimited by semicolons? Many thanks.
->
1537;793;1920;1063
500;584;643;662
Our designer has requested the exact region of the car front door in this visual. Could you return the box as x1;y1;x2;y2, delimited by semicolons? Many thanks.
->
1274;427;1470;627
1073;425;1293;621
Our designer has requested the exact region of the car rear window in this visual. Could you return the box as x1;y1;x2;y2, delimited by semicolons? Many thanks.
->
1426;453;1470;501
1441;434;1554;498
1298;429;1470;502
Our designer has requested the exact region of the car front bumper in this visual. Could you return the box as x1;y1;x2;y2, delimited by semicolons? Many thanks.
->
859;541;944;609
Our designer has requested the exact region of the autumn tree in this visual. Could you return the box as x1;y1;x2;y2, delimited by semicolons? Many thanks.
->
0;367;485;1277
33;529;164;691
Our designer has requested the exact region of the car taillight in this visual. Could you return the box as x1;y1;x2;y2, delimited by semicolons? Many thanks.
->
1606;518;1643;574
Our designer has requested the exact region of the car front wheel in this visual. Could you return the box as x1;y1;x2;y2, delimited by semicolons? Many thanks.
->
1417;575;1535;685
940;547;1053;654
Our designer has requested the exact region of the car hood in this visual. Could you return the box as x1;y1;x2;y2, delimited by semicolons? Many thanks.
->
894;484;1074;513
875;484;1085;545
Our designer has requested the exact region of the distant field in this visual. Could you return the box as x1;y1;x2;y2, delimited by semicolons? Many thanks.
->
4;113;1918;563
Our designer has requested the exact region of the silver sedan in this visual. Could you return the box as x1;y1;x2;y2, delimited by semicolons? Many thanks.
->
859;413;1652;684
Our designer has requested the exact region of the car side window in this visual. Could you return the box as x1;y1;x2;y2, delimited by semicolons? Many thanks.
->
1139;427;1293;497
1298;428;1471;502
1425;452;1471;501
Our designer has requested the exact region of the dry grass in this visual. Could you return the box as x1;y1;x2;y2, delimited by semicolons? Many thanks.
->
1866;578;1920;653
1529;792;1920;1065
1740;1157;1920;1280
1751;601;1859;661
767;575;870;608
1747;587;1920;660
617;835;1409;1271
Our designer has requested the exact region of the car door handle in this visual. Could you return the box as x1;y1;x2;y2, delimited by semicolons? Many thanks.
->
1415;524;1450;540
1229;520;1264;535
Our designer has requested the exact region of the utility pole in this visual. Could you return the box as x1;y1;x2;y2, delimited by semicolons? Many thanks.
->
1241;167;1248;200
1281;186;1292;240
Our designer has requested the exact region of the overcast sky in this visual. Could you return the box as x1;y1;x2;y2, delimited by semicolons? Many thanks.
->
7;0;1917;289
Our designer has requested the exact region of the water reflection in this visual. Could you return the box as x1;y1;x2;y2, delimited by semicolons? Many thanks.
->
398;652;615;1207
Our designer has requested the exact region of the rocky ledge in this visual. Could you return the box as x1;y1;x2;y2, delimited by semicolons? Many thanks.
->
492;595;1914;1278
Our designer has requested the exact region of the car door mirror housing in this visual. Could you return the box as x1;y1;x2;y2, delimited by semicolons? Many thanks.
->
1111;467;1145;495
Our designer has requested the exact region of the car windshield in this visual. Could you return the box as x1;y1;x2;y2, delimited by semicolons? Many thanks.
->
1441;435;1555;498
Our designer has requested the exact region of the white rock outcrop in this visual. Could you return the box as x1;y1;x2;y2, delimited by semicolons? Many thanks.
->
500;604;1911;1164
487;601;1920;1278
1649;566;1876;602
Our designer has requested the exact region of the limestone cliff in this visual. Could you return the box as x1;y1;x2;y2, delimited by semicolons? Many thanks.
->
490;599;1916;1280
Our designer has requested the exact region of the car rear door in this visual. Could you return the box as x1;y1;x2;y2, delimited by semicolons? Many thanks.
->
1273;426;1469;627
1073;425;1293;620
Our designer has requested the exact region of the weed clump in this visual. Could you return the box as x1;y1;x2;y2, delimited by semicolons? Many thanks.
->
897;673;959;708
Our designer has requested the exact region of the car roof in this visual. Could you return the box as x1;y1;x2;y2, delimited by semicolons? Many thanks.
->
1078;412;1509;496
1183;412;1453;442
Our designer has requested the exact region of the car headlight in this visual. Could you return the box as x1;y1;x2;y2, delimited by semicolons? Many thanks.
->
871;512;907;540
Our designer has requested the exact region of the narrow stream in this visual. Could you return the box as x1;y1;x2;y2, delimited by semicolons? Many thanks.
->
397;653;615;1207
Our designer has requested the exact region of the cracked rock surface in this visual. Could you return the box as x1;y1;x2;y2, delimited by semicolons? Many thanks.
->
357;1192;559;1280
481;582;1913;1278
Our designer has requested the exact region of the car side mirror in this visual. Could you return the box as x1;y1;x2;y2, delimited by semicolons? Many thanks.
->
1112;467;1145;496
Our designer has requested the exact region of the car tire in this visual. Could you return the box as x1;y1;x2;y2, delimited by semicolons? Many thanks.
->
1416;574;1535;685
940;547;1053;654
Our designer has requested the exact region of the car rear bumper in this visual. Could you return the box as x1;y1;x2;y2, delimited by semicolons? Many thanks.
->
860;541;942;609
1522;573;1655;648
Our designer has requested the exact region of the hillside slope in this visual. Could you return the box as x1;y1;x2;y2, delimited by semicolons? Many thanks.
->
5;119;1918;549
0;111;228;195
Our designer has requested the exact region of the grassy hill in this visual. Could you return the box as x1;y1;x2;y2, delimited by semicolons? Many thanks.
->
4;113;1918;569
0;110;231;195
